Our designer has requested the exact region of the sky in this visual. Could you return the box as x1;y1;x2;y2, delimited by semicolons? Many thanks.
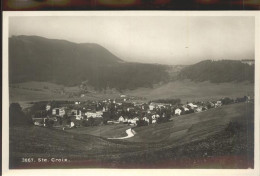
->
9;16;255;65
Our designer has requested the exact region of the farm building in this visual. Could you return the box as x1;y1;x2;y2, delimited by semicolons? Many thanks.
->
175;108;182;115
70;109;82;120
118;116;125;122
52;108;66;117
85;111;103;118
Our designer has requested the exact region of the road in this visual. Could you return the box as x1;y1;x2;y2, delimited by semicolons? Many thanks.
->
107;128;136;139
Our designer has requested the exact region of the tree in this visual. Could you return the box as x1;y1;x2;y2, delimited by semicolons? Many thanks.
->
221;97;234;105
9;103;32;126
137;119;148;127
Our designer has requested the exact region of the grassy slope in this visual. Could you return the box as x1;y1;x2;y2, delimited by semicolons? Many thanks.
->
126;80;254;102
67;124;130;138
9;81;120;103
128;102;253;144
9;102;254;168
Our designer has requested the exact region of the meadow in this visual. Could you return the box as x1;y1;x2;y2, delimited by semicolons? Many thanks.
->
10;80;254;105
9;102;254;169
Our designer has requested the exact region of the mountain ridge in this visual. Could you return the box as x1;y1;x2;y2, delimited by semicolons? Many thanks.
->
9;35;169;90
9;35;254;91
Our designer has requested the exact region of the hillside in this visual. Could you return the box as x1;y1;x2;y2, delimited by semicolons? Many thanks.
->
10;102;254;168
9;35;169;90
9;36;255;91
178;60;254;83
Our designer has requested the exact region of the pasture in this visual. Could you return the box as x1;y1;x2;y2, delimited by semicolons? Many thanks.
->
9;102;254;169
67;124;130;138
9;80;254;103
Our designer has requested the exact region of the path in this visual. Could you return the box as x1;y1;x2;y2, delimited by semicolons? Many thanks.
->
107;128;136;139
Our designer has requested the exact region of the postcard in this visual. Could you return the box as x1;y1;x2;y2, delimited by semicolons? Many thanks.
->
2;11;260;176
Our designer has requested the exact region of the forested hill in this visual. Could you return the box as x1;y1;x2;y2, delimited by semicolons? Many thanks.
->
9;35;169;90
178;60;254;83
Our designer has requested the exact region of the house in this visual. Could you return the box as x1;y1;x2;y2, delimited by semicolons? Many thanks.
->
182;106;189;112
123;117;128;123
152;119;157;124
32;118;44;126
32;117;48;127
46;104;51;111
149;103;156;111
143;117;150;123
241;59;254;66
215;101;222;108
52;108;66;117
187;103;198;109
71;109;82;120
70;121;75;128
118;116;124;122
70;116;82;127
85;111;103;118
133;117;139;122
127;107;134;112
128;117;139;125
195;106;203;113
175;108;182;115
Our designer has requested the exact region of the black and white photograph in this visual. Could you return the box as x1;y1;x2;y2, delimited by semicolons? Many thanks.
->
2;11;260;175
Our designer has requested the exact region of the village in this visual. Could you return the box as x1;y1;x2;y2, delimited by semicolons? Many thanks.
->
30;94;252;130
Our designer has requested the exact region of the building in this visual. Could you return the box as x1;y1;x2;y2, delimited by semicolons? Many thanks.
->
241;59;254;66
215;101;222;108
195;106;203;113
70;109;82;120
149;103;156;111
143;117;150;123
46;104;51;111
187;103;198;109
118;116;125;122
85;111;103;118
52;108;66;117
175;108;182;115
182;106;189;112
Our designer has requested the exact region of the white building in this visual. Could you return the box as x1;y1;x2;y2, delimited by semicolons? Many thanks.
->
188;103;198;109
85;111;103;118
195;107;203;113
46;104;51;111
143;117;150;123
71;109;82;120
241;59;254;66
215;101;222;108
175;108;182;115
182;106;189;112
149;104;156;111
118;116;124;122
52;108;66;117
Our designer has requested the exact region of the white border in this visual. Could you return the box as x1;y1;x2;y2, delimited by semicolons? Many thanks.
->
2;11;260;176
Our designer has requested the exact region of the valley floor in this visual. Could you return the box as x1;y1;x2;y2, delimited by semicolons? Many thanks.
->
9;80;254;105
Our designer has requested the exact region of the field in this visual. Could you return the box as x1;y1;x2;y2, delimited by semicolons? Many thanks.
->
9;80;254;107
9;102;254;169
68;124;130;138
126;80;254;102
